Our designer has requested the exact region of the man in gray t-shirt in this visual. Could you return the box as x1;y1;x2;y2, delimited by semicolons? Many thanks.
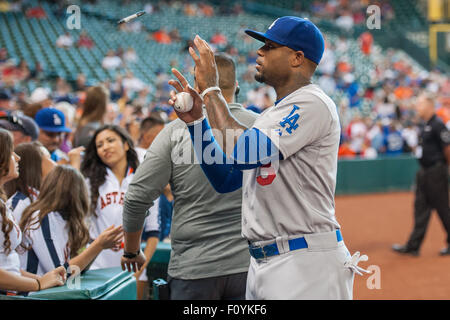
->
121;53;258;299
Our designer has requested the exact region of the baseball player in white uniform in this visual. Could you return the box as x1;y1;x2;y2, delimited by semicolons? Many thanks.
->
166;16;369;299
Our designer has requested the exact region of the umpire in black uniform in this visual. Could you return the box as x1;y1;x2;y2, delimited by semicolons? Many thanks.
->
393;93;450;256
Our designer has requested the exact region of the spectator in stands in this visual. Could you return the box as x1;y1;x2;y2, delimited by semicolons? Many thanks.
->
35;108;71;162
81;125;159;272
347;115;367;155
25;5;46;19
198;2;214;16
0;90;12;112
366;120;385;154
54;101;76;153
318;73;336;96
73;85;109;148
375;96;396;120
169;29;181;43
152;28;172;44
122;71;145;96
19;165;124;276
56;32;74;49
29;61;44;81
16;60;30;81
135;115;165;163
0;48;7;63
0;129;66;295
132;87;151;111
54;77;72;102
335;9;354;32
123;47;138;65
183;2;197;16
4;141;55;224
338;73;360;108
210;31;228;47
0;113;39;146
383;122;404;156
77;31;94;49
30;87;52;108
74;73;87;93
359;32;373;56
102;50;122;70
401;120;419;154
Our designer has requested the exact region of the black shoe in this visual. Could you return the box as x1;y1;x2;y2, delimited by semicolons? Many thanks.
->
392;244;419;256
439;248;450;256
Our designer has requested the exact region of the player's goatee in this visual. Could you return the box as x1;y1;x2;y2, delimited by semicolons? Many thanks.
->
254;73;265;83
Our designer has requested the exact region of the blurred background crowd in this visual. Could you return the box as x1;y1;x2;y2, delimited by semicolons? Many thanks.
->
0;0;449;161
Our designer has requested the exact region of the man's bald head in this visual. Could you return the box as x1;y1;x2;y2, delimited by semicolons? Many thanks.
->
214;52;237;94
193;52;237;103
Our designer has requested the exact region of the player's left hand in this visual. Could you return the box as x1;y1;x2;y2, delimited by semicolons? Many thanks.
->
168;69;204;124
121;251;146;273
189;35;219;93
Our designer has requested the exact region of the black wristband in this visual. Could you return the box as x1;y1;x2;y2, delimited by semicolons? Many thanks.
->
123;250;140;259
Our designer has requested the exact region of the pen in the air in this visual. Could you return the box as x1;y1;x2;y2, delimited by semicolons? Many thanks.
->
118;10;146;24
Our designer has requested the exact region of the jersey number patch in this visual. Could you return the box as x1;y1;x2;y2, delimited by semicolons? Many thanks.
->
256;163;277;186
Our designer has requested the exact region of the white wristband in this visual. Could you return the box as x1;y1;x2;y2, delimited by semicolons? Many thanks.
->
200;86;221;99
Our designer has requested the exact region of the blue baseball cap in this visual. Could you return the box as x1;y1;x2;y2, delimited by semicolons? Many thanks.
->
35;107;71;133
245;16;325;65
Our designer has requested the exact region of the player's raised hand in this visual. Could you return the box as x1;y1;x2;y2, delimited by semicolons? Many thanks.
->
168;68;204;124
189;35;219;93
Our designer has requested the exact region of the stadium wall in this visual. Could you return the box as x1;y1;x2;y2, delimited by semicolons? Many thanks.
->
336;156;419;195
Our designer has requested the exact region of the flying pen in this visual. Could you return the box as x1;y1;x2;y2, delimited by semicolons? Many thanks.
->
118;10;146;24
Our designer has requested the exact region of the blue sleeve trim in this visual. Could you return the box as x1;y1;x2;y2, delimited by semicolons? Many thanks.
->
188;119;243;193
187;118;282;193
142;230;160;241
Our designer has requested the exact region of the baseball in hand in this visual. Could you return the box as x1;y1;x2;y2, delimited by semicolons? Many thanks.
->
174;92;194;113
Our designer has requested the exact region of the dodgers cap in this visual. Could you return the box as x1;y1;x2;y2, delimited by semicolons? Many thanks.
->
245;16;325;65
35;107;71;133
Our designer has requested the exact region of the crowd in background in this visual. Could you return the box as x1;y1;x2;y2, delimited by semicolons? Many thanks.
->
0;0;449;162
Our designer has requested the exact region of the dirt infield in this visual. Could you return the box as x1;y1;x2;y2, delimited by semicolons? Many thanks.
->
336;191;450;300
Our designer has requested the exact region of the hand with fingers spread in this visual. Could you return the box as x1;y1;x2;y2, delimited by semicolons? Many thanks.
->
97;225;124;250
188;35;219;92
168;69;204;124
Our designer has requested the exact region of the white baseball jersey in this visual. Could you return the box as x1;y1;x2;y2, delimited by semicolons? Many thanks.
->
242;84;341;241
21;210;70;276
0;200;22;276
89;167;160;270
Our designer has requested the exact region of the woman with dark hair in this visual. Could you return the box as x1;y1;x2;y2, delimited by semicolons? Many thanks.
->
20;165;124;276
4;141;56;223
81;125;160;275
73;85;109;148
0;128;66;294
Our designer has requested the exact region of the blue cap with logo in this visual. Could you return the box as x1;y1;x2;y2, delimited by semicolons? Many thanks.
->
35;107;71;133
245;16;325;65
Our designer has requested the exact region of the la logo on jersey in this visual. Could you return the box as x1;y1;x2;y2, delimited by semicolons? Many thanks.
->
100;191;125;209
278;105;300;135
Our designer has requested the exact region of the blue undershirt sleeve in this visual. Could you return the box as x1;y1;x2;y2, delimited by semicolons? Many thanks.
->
187;117;282;194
